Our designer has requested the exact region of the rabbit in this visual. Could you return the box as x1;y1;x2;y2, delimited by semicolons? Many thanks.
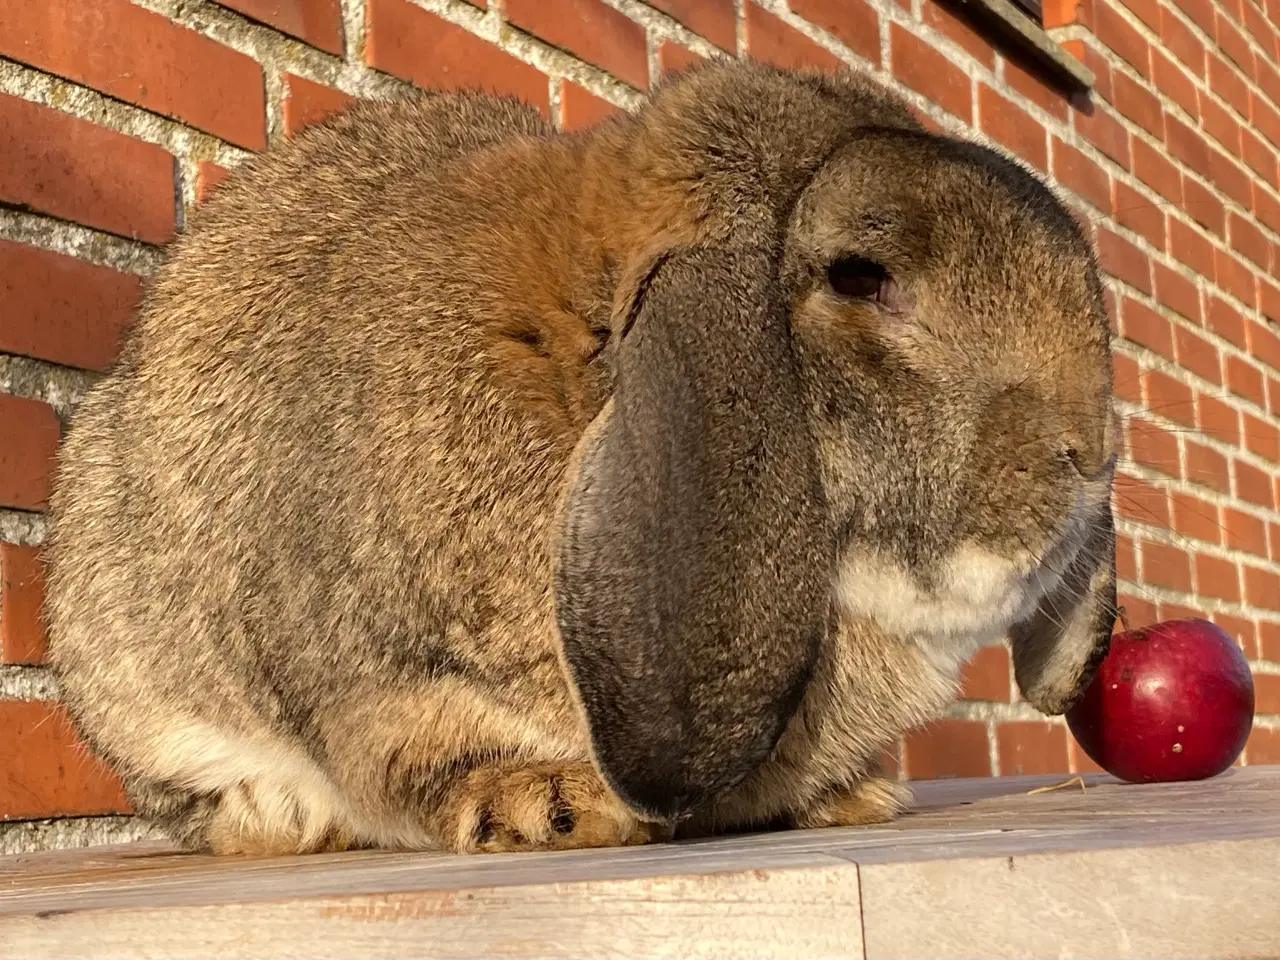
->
45;56;1117;857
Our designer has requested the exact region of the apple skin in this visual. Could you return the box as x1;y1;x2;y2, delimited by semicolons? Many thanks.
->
1066;618;1255;783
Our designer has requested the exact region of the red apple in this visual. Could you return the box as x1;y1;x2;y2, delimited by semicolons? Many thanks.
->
1066;617;1255;783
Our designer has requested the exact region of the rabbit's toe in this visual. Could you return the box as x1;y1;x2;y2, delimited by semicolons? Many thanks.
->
792;776;913;829
442;762;670;853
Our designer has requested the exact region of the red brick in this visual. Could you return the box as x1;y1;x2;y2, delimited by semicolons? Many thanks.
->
0;0;265;150
1118;0;1160;30
1158;600;1207;622
1004;56;1072;122
890;24;973;122
1181;175;1226;236
1244;564;1280;607
1141;539;1194;591
792;0;882;65
1117;531;1139;579
1228;213;1271;271
1213;612;1257;657
505;0;648;89
1194;552;1242;599
1214;248;1258;308
1260;279;1280;325
214;0;343;54
1217;11;1257;77
1257;98;1280;161
1112;72;1163;137
559;80;622;132
1236;459;1276;506
1142;369;1196;423
1175;325;1221;384
1161;5;1207;76
1271;375;1280;416
1096;0;1151;75
0;240;139;372
657;41;705;77
1196;391;1242;444
1152;48;1200;118
1166;112;1213;179
1249;319;1280;370
1259;53;1280;103
0;701;129;819
366;0;550;115
1186;439;1232;491
1133;138;1183;205
0;395;59;512
0;94;174;245
0;544;45;665
1116;592;1160;628
1097;228;1153;293
1113;180;1166;247
1227;355;1268;405
1245;412;1280;461
1172;491;1222;543
1044;0;1097;29
1053;139;1112;211
1114;472;1172;526
1273;520;1280;560
1073;100;1132;168
1113;350;1143;402
1225;505;1269;554
281;74;355;138
1253;183;1280;233
1209;148;1254;209
997;722;1070;776
1200;90;1243;154
196;161;231;204
977;85;1048;170
1209;53;1251;115
1127;418;1182;474
1243;0;1279;59
1254;674;1280;714
1168;218;1216;276
1242;128;1279;185
645;0;736;52
903;719;992;779
959;645;1011;701
1119;296;1173;355
1246;725;1280;763
1261;620;1280;658
745;2;844;73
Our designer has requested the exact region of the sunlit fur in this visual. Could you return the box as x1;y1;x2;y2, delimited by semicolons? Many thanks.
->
45;59;1116;855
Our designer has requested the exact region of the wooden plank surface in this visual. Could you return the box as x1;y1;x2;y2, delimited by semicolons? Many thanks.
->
1;767;1277;959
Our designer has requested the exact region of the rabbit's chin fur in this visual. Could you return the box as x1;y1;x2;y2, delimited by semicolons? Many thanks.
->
835;502;1093;681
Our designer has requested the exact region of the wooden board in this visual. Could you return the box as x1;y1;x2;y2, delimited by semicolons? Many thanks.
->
2;767;1278;959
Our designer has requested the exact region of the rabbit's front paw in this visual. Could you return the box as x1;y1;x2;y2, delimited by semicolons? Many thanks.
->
791;776;912;830
437;762;671;854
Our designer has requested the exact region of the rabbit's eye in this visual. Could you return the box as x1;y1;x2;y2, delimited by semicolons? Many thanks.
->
828;257;889;302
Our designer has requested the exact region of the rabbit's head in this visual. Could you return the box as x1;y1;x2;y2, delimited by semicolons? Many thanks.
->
554;62;1115;821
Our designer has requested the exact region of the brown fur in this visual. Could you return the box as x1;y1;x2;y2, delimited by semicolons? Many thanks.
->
45;60;1115;855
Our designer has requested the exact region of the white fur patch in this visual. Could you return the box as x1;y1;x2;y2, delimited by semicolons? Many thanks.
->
834;533;1082;682
140;720;434;851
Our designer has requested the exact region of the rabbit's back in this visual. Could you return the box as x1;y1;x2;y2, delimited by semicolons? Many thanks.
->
45;92;609;807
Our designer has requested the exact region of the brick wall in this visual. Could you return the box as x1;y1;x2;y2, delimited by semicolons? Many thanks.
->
0;0;1277;852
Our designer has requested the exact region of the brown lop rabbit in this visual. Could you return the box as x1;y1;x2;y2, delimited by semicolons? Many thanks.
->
46;58;1117;856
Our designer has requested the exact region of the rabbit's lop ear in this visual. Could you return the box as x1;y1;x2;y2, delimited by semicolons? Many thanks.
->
1009;496;1117;715
554;244;832;822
